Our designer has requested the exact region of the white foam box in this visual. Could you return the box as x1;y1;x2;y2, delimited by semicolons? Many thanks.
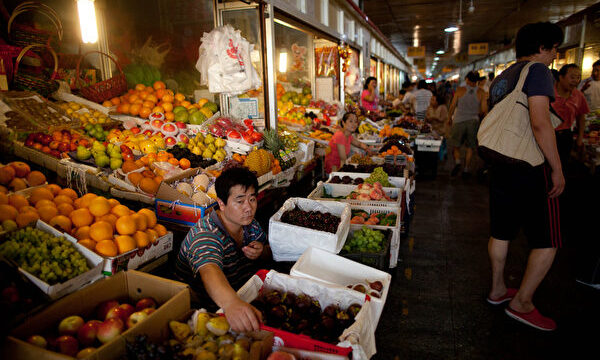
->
13;220;104;300
327;172;407;188
101;232;174;276
297;139;315;163
290;247;392;329
308;181;403;209
268;197;350;262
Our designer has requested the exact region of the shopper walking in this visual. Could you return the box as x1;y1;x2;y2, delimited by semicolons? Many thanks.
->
580;60;600;110
448;71;488;177
551;64;589;166
483;22;564;331
412;80;433;120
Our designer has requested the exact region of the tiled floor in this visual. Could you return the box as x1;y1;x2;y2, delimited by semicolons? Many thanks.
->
373;162;600;359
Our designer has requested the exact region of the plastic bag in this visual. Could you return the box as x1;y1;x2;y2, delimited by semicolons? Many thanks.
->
196;25;261;95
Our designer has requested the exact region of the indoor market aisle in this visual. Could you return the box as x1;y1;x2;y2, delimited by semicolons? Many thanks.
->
373;164;600;359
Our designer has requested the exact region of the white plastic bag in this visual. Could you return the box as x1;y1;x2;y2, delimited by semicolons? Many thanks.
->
196;25;261;95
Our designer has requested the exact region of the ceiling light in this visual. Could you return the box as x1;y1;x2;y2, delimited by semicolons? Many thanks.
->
444;26;459;33
436;50;445;55
77;0;98;43
468;0;475;13
434;57;440;61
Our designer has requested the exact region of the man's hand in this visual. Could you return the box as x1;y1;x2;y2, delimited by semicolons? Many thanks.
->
242;241;264;260
223;297;262;333
548;168;565;198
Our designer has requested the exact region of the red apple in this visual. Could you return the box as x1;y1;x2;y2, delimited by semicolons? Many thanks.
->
131;127;141;134
175;122;187;130
118;303;135;320
178;133;189;144
96;300;119;320
155;132;165;138
33;143;43;150
143;129;154;137
120;144;133;154
141;307;155;316
40;134;52;146
106;304;134;323
70;141;77;151
58;315;85;336
96;318;124;344
165;137;177;146
122;152;134;161
77;320;101;347
49;140;60;150
126;311;149;329
58;142;70;153
50;149;61;158
162;123;176;133
27;335;47;348
24;138;35;147
151;120;164;130
42;146;51;154
135;297;157;312
77;347;96;359
56;335;79;357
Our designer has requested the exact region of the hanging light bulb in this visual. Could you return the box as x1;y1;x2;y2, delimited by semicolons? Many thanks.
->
77;0;98;43
468;0;475;13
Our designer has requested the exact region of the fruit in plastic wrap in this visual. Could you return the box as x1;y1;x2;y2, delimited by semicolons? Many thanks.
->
169;320;191;342
205;316;230;336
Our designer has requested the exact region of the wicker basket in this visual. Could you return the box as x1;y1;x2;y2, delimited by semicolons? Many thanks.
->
7;1;63;48
13;44;59;97
76;51;127;103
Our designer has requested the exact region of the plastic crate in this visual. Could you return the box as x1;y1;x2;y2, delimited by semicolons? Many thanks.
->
340;228;392;270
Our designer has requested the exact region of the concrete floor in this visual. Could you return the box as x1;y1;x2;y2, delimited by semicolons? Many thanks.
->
373;162;600;359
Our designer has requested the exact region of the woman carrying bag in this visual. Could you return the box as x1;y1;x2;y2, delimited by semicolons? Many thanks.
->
477;22;564;331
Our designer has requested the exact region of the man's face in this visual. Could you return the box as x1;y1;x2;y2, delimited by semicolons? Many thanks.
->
218;185;257;227
538;44;558;66
592;65;600;81
560;67;581;90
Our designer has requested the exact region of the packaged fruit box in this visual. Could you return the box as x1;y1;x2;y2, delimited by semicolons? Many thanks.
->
290;246;392;329
0;220;104;300
101;232;173;276
268;198;350;262
234;269;376;358
2;270;190;360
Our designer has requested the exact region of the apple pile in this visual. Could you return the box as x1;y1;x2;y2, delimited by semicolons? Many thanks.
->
24;130;91;159
25;297;158;357
210;117;263;145
139;119;189;148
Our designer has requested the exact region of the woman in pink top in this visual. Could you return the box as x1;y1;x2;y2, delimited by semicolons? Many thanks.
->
361;77;379;111
324;113;372;173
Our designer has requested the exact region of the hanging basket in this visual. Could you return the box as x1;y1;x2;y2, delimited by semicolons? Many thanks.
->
7;1;63;48
76;51;127;103
13;44;59;97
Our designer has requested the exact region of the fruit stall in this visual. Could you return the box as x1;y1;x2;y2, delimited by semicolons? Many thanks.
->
0;0;421;359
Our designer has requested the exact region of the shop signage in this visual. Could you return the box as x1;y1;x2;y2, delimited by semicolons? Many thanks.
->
229;97;259;119
468;43;489;55
413;58;426;71
442;67;453;73
455;53;469;63
407;46;426;58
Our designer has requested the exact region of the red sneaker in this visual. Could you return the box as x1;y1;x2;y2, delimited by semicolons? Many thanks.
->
505;307;557;331
487;288;518;305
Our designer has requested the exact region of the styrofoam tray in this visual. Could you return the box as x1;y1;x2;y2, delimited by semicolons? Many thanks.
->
290;247;391;329
415;135;443;146
268;198;351;262
308;181;403;208
234;270;376;358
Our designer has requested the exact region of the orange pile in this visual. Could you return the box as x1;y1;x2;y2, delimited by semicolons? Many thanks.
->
0;162;46;193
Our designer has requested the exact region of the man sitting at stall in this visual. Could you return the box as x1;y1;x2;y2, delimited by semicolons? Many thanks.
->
175;167;270;332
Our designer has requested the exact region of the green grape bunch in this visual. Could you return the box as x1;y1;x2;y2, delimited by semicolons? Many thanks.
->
364;167;393;187
0;227;90;285
343;226;386;253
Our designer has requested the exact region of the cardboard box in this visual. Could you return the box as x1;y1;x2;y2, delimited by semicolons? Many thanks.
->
290;247;392;329
2;270;190;360
6;220;104;300
155;168;218;226
101;232;174;276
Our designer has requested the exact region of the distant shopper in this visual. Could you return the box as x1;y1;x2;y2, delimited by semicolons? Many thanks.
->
580;60;600;110
401;81;416;113
484;22;564;331
324;112;372;173
448;71;488;177
412;80;434;120
360;77;379;112
426;94;448;136
552;64;589;165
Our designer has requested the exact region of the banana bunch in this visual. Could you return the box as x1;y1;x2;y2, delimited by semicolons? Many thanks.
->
359;122;378;134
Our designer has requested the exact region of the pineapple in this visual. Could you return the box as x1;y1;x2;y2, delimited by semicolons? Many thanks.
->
263;129;284;155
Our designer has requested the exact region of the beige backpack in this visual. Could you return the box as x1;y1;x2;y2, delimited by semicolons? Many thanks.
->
477;62;561;166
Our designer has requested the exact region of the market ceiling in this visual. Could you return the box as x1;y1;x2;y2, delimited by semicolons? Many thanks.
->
363;0;599;76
